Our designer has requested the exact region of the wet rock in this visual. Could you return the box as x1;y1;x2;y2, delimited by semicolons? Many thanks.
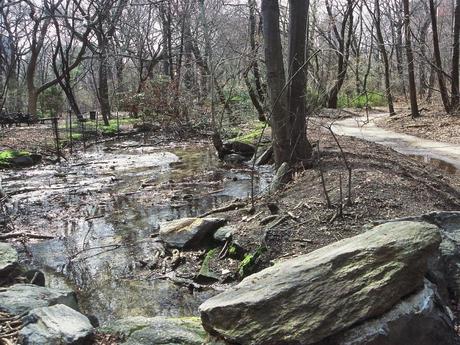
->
10;156;35;168
222;141;256;158
159;217;226;249
269;162;291;192
196;249;219;284
19;304;94;345
320;280;458;345
200;221;441;345
213;225;236;242
101;316;222;345
223;153;247;164
0;242;18;275
255;146;273;166
0;284;78;315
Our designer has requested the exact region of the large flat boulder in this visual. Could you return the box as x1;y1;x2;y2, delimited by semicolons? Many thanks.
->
159;218;226;249
319;280;457;345
0;242;18;274
0;284;78;315
19;304;94;345
200;221;441;345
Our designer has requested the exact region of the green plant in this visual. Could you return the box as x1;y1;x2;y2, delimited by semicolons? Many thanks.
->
337;91;387;109
238;246;267;278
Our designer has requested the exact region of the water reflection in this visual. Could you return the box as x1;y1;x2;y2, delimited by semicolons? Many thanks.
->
15;140;272;323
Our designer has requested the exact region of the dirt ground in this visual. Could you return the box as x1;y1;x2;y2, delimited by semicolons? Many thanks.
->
375;104;460;144
170;124;460;283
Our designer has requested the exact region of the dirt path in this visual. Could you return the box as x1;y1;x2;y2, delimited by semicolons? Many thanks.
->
331;113;460;173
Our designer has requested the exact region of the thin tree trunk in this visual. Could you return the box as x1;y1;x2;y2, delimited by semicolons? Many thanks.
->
452;0;460;109
403;0;420;118
429;0;451;113
372;0;396;115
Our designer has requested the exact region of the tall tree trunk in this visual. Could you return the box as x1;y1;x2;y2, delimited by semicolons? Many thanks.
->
452;0;460;109
429;0;451;113
403;0;420;118
394;21;407;98
97;32;111;126
261;0;290;167
326;0;354;109
372;0;396;115
287;0;312;162
418;19;430;97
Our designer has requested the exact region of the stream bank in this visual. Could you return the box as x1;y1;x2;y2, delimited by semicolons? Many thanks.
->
1;119;460;344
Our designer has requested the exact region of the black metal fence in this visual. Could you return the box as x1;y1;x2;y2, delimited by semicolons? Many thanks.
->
0;110;124;161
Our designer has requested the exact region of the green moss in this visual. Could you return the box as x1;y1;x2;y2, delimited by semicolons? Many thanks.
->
228;245;237;256
238;246;267;278
230;122;268;145
199;249;219;280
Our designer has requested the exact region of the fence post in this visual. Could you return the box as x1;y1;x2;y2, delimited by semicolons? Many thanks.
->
69;110;73;154
52;116;61;162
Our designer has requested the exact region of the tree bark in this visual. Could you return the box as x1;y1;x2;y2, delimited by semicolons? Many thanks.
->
452;0;460;109
402;0;420;118
287;0;312;162
429;0;451;113
261;0;290;167
372;0;396;115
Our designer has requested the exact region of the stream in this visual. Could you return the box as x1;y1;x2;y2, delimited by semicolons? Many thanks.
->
2;114;459;326
332;113;460;174
1;136;272;323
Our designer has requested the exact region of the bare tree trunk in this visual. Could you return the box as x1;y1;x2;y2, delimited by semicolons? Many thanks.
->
418;18;430;97
96;31;111;126
429;0;451;113
261;0;290;167
403;0;420;118
452;0;460;109
371;0;396;115
287;0;312;162
326;0;354;109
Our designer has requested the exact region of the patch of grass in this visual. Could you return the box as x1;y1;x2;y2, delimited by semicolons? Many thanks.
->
0;150;30;167
338;92;387;109
70;133;82;140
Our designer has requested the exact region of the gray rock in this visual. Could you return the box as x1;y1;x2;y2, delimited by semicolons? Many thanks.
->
159;218;226;249
320;280;458;345
0;242;18;274
375;211;460;300
19;304;94;345
223;153;247;164
101;316;222;345
200;221;441;345
255;146;273;166
10;156;35;168
0;284;78;315
213;225;236;242
269;162;291;192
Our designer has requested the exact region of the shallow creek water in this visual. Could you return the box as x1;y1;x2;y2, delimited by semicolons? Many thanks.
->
1;137;272;323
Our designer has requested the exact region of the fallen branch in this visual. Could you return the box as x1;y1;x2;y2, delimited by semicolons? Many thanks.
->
199;202;246;218
0;232;54;240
